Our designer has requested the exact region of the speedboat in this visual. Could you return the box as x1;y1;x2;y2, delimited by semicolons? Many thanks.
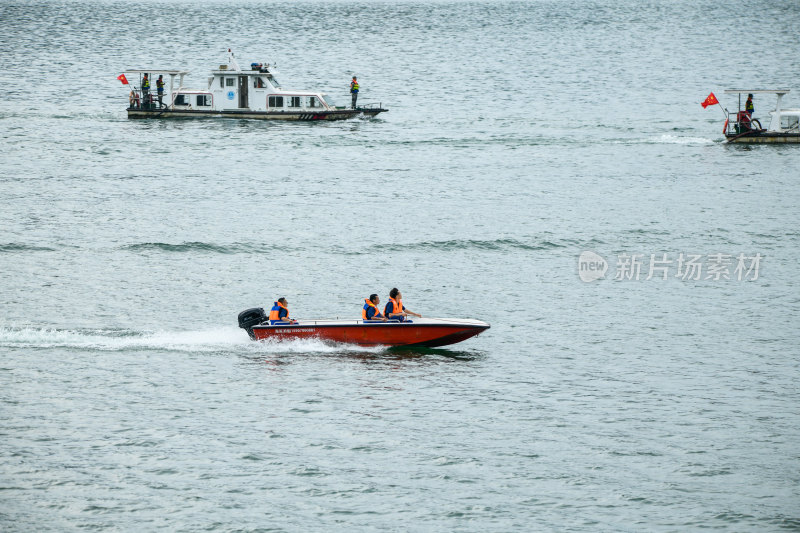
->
237;308;489;347
122;49;387;120
720;89;800;143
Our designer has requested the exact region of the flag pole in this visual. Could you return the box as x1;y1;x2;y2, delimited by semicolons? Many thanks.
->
702;92;727;118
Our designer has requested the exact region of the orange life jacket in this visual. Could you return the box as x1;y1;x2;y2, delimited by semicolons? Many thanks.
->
269;301;288;321
386;297;403;317
362;299;382;320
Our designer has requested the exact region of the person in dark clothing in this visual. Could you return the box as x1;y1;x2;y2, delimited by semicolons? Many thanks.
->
156;75;165;106
350;76;359;109
141;73;151;107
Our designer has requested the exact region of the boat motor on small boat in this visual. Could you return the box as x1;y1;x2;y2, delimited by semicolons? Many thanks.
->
237;308;489;348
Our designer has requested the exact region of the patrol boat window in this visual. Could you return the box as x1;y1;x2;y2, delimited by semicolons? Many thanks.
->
254;78;266;89
309;97;318;108
196;94;211;106
174;94;189;106
268;96;284;108
289;96;301;108
226;78;235;87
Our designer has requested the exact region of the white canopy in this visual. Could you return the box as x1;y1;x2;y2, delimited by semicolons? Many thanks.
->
724;89;791;94
124;69;189;75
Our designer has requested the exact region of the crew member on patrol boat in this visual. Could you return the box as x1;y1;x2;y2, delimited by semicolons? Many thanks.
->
350;76;359;109
745;93;754;117
156;75;165;106
269;298;297;324
142;73;150;99
362;294;387;322
384;288;422;322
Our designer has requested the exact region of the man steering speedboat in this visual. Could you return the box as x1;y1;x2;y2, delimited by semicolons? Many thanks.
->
269;298;297;324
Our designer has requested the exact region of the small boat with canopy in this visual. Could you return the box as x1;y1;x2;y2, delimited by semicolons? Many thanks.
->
720;89;800;143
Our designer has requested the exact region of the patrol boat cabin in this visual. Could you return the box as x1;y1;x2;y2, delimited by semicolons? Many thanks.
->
722;89;800;143
124;49;386;121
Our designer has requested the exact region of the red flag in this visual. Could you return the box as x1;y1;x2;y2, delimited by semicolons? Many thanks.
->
117;73;129;85
701;92;718;109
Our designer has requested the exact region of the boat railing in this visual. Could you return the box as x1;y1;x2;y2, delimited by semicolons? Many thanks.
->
723;109;763;135
127;88;169;111
357;102;383;110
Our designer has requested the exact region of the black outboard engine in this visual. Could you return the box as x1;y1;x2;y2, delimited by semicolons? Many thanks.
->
238;307;267;340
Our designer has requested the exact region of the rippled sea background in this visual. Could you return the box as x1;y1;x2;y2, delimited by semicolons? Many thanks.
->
2;0;800;530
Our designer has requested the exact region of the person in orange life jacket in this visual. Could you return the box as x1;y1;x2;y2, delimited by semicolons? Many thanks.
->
384;288;422;322
269;298;297;324
362;294;387;321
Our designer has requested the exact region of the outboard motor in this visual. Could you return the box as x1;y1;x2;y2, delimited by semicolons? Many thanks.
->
238;307;267;340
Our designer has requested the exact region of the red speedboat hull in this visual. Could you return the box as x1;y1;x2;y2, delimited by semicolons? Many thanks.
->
249;318;490;347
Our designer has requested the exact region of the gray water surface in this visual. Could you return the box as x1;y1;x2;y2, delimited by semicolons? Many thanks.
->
2;0;800;530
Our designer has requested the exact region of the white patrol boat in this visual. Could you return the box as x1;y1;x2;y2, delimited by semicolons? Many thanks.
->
123;49;386;121
722;89;800;143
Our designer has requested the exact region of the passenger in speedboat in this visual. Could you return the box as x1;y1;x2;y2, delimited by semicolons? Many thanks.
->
269;298;297;324
384;288;422;322
362;294;387;322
